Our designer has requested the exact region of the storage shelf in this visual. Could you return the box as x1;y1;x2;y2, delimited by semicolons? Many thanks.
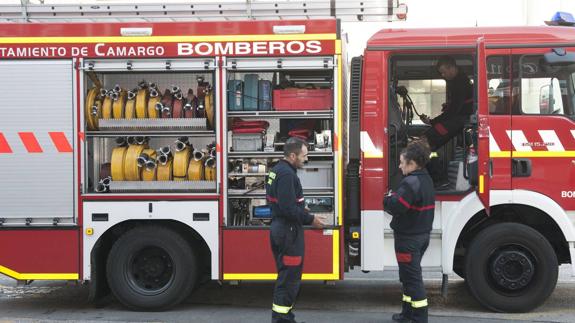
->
227;151;333;158
97;118;209;131
86;130;215;137
109;180;216;193
227;110;333;119
228;189;334;197
228;173;268;177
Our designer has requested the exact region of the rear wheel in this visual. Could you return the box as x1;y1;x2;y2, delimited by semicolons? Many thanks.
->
106;226;197;311
465;223;557;312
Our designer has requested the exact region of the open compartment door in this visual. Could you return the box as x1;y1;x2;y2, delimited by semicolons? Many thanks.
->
476;38;491;214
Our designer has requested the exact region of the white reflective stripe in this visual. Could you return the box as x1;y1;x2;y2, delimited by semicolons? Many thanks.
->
538;130;565;151
507;130;532;152
297;197;304;202
489;130;501;152
272;303;292;314
411;299;428;308
360;131;383;157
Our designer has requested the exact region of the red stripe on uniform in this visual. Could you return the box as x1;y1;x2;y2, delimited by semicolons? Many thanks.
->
396;195;435;211
18;132;43;153
282;255;302;266
49;132;73;153
0;133;12;153
267;196;278;203
396;252;412;263
433;123;448;136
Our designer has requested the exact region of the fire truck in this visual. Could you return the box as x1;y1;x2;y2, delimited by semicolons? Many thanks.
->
0;0;574;314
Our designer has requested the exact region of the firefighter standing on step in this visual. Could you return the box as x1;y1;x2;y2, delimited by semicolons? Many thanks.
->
266;137;327;323
384;141;435;323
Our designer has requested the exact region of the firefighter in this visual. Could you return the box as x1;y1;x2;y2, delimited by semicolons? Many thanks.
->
420;55;473;151
266;137;327;323
384;141;435;323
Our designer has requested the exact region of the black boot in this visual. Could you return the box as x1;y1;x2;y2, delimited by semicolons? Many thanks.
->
392;301;412;322
411;306;428;323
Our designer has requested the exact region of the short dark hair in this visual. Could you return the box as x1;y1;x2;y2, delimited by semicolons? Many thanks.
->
401;141;430;168
284;137;307;157
436;55;457;70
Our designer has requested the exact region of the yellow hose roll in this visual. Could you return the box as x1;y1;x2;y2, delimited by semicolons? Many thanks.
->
204;157;216;181
173;147;191;178
141;148;157;181
112;90;126;119
124;97;136;120
205;165;216;181
174;176;186;182
123;144;147;181
85;87;101;131
136;88;149;119
205;90;214;129
187;158;205;181
111;146;128;181
102;95;113;120
157;159;173;181
148;95;161;119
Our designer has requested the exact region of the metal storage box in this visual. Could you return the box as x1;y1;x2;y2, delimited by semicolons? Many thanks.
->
232;132;265;151
297;161;333;190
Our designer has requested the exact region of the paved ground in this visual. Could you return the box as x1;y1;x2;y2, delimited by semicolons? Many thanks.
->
1;265;574;322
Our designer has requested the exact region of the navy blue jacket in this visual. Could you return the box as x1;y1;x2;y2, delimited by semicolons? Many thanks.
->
384;169;435;235
266;160;314;225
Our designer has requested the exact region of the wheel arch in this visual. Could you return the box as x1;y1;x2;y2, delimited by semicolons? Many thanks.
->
442;190;574;274
88;219;212;303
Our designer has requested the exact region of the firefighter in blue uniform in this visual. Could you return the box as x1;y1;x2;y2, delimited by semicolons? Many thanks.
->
266;137;326;323
384;141;435;323
420;55;474;151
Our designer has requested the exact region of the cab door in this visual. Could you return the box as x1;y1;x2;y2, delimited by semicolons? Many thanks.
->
476;38;491;213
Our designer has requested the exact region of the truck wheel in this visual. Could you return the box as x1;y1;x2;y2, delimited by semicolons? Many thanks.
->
106;226;197;311
465;223;557;312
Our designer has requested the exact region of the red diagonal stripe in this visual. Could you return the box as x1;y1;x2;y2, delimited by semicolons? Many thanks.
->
49;132;73;153
0;133;13;153
18;132;43;153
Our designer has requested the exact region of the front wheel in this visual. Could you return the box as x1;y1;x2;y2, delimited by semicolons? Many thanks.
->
106;226;197;311
465;223;558;312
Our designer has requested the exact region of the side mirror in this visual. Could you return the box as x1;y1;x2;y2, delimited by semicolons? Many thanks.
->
544;48;575;66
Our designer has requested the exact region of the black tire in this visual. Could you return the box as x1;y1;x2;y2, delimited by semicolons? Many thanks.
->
465;223;558;312
106;226;197;311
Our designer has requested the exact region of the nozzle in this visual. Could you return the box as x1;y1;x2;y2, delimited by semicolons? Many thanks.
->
127;90;137;100
157;154;169;165
205;157;216;168
127;137;137;145
116;137;127;147
193;149;205;161
145;159;157;170
137;153;149;167
159;146;171;156
134;136;146;145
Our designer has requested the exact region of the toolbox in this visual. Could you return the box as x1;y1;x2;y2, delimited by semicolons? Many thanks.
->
243;74;259;111
273;88;333;111
258;80;273;111
227;80;244;111
232;131;265;151
297;160;333;190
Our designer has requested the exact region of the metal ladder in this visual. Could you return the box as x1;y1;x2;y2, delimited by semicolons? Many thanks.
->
0;0;407;23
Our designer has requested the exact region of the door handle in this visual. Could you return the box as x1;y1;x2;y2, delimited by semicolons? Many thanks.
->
512;158;531;177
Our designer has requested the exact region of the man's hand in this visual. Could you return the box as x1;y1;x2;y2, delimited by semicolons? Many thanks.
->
420;114;431;125
311;214;328;229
